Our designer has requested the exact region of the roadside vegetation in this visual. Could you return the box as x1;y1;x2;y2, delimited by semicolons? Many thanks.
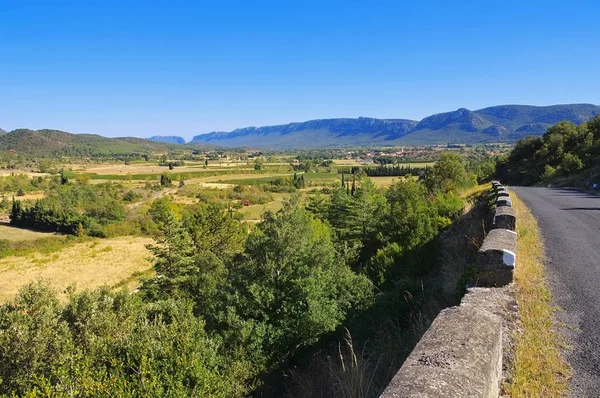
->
505;193;569;397
496;115;600;187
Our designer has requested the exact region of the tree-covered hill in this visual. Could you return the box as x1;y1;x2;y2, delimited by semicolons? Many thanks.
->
0;128;6;135
496;115;600;185
0;129;181;156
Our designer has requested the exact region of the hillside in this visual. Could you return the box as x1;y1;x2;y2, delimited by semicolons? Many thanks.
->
190;104;600;148
0;128;6;136
190;117;418;148
0;129;179;156
149;136;186;145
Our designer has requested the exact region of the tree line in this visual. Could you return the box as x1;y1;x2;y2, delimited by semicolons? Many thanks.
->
338;164;430;177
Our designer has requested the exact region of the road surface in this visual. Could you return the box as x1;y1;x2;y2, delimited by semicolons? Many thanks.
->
514;187;600;397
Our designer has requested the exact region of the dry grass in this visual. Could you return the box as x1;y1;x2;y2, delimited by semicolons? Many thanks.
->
0;224;63;242
72;163;207;175
73;161;257;175
506;193;569;397
370;176;402;188
239;193;289;220
0;171;49;178
460;183;491;199
0;236;154;303
12;191;46;201
209;173;293;183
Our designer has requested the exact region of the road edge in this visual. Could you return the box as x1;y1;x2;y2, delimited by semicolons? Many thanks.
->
504;191;570;397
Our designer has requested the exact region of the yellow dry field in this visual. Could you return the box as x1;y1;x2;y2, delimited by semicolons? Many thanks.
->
207;173;294;182
0;171;49;178
0;236;155;303
332;159;369;166
180;173;294;187
0;224;62;242
72;163;209;175
72;161;259;175
12;191;45;201
197;182;236;189
370;176;402;188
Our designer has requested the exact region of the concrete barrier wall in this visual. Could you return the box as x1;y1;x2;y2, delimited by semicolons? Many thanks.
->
379;182;517;398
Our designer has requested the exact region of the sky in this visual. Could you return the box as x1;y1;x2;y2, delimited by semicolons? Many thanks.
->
1;0;599;140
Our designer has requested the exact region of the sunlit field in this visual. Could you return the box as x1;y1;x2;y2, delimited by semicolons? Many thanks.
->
0;224;62;242
0;235;154;303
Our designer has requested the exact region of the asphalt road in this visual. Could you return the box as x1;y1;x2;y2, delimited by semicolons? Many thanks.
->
514;187;600;397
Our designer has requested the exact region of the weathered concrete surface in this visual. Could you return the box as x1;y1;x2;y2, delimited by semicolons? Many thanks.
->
478;229;517;287
493;206;516;231
379;288;512;398
496;197;512;207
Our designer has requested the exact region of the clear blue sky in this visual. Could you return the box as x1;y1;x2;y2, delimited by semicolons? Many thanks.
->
1;0;599;140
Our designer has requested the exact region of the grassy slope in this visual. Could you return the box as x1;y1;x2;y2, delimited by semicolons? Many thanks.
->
506;193;569;396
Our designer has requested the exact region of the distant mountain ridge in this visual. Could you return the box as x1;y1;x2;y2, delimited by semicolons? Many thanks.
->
3;104;600;153
149;136;186;145
188;103;600;148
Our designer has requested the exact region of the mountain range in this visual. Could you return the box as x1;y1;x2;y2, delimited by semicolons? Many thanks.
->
148;135;186;145
2;104;599;154
178;103;600;148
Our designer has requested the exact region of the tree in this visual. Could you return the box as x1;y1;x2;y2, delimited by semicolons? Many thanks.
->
144;202;246;322
305;193;329;220
9;198;23;225
383;179;438;253
425;153;469;193
160;173;172;186
560;153;583;174
227;198;373;366
59;170;69;185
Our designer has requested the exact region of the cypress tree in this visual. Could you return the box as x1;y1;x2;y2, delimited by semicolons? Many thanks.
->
10;198;23;225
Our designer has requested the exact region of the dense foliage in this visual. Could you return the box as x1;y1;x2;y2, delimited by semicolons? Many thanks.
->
337;164;430;177
496;115;600;185
10;182;127;235
0;153;481;397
